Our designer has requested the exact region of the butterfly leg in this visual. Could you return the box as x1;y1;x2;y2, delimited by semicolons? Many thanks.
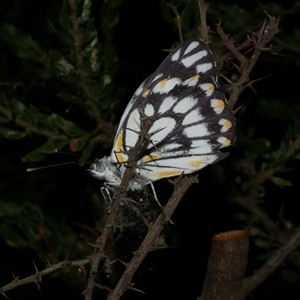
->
101;186;112;203
150;182;162;208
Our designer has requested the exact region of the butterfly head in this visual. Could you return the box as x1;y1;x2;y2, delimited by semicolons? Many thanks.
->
89;157;122;187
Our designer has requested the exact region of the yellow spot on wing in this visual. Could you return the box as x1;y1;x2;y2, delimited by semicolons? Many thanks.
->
187;75;199;83
115;152;127;163
189;160;204;168
159;78;168;87
115;130;123;152
225;120;232;129
213;100;225;113
142;154;161;163
207;83;214;90
218;119;233;133
114;130;127;163
154;170;182;179
142;89;150;97
220;138;232;148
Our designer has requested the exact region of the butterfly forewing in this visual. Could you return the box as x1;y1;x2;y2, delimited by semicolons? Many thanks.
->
110;39;235;185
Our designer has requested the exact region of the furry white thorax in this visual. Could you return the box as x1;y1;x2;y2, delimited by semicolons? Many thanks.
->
89;157;148;191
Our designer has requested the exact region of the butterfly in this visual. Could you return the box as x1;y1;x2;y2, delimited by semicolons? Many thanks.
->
89;38;235;195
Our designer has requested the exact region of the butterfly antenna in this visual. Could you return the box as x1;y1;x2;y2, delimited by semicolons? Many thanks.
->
54;149;80;157
27;161;78;172
55;149;92;164
27;149;92;172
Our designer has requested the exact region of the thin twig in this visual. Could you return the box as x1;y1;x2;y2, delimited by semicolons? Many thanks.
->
197;0;210;42
0;258;90;296
246;227;300;293
216;14;279;109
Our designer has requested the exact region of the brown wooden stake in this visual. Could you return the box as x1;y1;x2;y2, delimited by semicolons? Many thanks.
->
199;230;250;300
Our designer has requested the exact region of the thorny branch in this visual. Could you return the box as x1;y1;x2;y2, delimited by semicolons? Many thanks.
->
215;13;279;109
197;0;210;42
84;110;164;299
0;258;90;297
247;227;300;293
85;108;199;299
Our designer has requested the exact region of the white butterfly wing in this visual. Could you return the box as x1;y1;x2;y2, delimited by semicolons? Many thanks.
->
110;39;235;183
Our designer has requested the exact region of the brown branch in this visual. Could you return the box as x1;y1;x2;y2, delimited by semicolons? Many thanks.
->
216;14;279;109
217;25;248;67
216;40;253;65
84;111;167;299
83;205;118;299
0;258;90;297
246;227;300;293
197;0;210;42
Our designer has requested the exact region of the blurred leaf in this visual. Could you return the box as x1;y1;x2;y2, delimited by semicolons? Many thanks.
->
57;92;83;104
181;0;197;33
281;269;300;284
0;103;13;122
28;106;59;129
24;203;45;223
208;4;248;30
294;153;300;160
160;0;177;25
257;249;277;261
49;50;74;73
47;20;69;45
13;98;35;123
26;139;69;161
1;224;23;248
59;0;71;31
82;0;92;23
0;24;44;59
84;37;101;73
12;98;27;112
246;138;272;155
0;127;26;139
252;237;271;248
258;98;300;122
0;201;22;217
278;126;293;155
76;133;90;151
100;0;121;39
81;18;97;45
51;114;85;136
294;120;300;133
271;176;292;187
0;116;9;124
234;213;250;221
80;143;94;166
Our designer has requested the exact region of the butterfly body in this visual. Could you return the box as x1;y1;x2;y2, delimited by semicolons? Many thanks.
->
89;39;235;191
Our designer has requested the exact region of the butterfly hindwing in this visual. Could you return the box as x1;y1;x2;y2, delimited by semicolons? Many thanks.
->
110;39;235;183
